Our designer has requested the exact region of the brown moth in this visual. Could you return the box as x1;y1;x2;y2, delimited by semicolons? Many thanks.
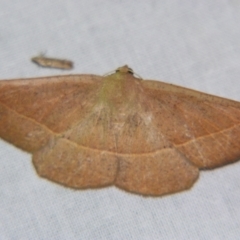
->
0;65;239;196
31;55;73;70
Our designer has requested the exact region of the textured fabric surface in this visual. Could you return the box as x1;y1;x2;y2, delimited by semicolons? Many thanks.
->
0;1;240;239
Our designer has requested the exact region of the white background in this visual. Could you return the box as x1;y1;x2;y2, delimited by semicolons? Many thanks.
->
0;1;240;239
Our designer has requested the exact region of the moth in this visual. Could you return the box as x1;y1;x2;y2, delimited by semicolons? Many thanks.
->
0;66;239;196
31;55;73;70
